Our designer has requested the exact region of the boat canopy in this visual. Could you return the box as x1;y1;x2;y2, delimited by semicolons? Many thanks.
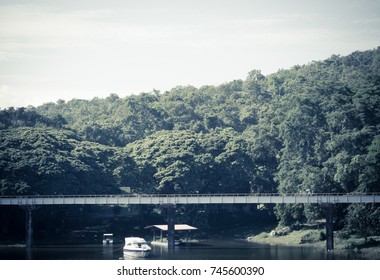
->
145;224;197;231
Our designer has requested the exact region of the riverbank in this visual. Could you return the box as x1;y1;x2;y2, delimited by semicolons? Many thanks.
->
247;228;380;260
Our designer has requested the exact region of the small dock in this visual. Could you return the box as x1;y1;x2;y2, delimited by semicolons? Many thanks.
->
146;224;197;247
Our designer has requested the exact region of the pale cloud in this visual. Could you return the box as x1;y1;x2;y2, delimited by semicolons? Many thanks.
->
0;1;380;108
0;4;197;59
0;84;14;108
0;4;331;53
0;5;110;50
1;3;377;56
0;84;11;95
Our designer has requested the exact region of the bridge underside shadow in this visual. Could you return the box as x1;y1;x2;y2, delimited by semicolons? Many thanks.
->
17;203;339;253
2;193;379;253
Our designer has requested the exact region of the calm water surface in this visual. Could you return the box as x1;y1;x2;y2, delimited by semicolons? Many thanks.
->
0;238;361;260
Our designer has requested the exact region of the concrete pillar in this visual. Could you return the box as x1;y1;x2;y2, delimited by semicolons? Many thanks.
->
25;206;34;249
23;206;35;260
166;205;175;249
321;203;334;251
325;204;334;251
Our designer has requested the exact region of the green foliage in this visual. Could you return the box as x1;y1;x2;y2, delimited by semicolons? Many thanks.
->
300;230;325;244
344;204;380;237
274;204;305;226
0;107;67;129
125;129;262;194
0;127;138;195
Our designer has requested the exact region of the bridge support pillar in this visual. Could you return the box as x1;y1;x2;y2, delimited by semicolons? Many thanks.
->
321;203;334;251
22;205;35;259
163;204;176;249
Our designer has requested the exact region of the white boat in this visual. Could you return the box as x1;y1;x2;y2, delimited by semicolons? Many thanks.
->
123;237;151;258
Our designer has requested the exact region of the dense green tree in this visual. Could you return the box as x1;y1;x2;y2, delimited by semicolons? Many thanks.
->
0;128;138;195
126;129;262;194
344;204;380;238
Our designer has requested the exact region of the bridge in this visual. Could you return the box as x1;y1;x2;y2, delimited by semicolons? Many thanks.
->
1;192;379;205
1;192;379;253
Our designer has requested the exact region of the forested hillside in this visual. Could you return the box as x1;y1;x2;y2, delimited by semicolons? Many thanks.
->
1;47;380;235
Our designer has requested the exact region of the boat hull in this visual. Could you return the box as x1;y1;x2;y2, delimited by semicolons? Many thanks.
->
123;249;151;258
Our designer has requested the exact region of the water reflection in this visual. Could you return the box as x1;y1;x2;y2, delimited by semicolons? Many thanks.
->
25;246;32;260
0;239;369;260
102;244;114;260
148;239;328;260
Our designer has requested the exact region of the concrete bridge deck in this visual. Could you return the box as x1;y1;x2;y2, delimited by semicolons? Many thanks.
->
1;193;379;206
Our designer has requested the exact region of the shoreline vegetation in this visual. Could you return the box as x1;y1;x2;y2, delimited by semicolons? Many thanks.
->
246;227;380;260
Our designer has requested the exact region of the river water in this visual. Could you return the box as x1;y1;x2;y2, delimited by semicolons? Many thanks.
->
0;238;361;260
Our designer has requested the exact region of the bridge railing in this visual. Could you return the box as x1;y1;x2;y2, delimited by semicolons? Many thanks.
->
0;192;379;199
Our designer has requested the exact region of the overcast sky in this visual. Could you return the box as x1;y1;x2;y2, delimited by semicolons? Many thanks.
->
1;0;380;108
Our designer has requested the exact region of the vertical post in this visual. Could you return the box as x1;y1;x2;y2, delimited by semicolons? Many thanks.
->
325;204;334;251
166;205;175;249
25;206;33;249
186;230;191;247
24;206;35;260
321;203;334;251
